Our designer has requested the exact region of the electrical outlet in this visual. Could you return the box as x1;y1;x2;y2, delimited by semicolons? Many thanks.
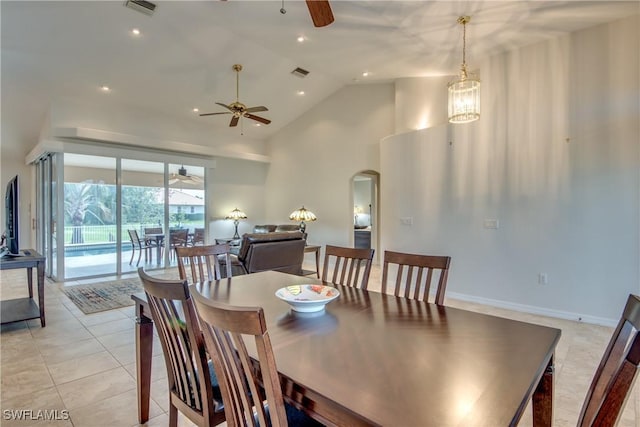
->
538;273;548;285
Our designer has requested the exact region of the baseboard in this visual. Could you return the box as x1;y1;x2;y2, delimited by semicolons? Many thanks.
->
446;291;618;327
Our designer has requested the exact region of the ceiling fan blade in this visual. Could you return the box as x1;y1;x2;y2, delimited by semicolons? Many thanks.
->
215;102;234;111
230;116;240;127
199;111;232;116
245;106;268;113
306;0;334;27
168;177;178;185
244;113;271;125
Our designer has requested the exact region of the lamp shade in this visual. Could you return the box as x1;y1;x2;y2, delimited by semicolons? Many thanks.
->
225;208;247;221
289;206;317;222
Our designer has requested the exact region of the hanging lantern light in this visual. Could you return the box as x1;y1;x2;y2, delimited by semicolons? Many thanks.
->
448;16;480;124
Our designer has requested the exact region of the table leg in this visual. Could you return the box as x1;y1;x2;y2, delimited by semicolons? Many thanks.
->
532;355;554;427
156;238;163;265
37;261;45;327
27;267;33;298
135;304;154;423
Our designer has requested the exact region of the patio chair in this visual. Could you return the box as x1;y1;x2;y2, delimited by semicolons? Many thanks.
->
190;228;206;246
127;229;153;266
169;229;189;261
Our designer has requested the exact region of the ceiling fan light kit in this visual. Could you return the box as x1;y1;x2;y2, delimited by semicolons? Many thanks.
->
200;64;271;129
448;16;481;124
169;165;203;185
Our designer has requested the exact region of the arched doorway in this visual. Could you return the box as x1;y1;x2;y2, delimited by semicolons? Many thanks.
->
351;170;379;263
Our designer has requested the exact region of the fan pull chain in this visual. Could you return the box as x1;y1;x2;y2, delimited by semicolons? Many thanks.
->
280;0;286;14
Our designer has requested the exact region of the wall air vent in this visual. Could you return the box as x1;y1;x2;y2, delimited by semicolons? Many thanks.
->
124;0;157;16
291;67;310;78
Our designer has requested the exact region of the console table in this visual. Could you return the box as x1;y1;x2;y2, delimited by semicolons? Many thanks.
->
0;249;46;327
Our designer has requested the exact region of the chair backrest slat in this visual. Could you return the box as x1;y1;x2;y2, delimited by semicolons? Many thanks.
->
190;285;288;427
322;245;374;289
176;244;232;283
578;294;640;427
382;250;451;305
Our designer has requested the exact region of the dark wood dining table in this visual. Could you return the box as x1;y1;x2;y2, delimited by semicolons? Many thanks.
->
132;270;561;426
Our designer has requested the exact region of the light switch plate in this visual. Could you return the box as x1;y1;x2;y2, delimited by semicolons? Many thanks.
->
483;219;499;229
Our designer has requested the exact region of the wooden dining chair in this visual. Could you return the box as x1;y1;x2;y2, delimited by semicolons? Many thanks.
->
322;245;374;289
381;250;451;305
127;229;152;266
189;285;323;427
176;244;233;283
137;268;225;427
577;294;640;427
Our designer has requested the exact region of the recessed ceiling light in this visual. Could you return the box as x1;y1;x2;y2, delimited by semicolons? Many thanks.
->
297;90;305;96
362;71;370;77
192;108;199;113
297;36;305;43
100;85;110;92
131;28;141;36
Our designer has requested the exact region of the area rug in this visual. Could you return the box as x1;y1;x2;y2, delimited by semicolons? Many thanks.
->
62;269;180;315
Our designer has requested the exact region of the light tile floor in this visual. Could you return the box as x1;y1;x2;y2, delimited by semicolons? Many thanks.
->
1;263;638;427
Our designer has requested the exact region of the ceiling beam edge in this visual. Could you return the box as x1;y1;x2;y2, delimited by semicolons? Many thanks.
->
51;127;271;164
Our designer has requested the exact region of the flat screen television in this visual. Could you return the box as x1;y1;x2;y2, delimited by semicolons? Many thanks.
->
5;175;19;255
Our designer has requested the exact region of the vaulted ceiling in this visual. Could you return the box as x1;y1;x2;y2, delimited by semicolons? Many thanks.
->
2;1;637;144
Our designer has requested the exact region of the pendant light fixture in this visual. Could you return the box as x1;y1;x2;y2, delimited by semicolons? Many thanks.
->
448;16;480;124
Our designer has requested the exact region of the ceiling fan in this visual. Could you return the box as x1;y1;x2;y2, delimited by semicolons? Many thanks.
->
305;0;334;27
169;165;203;185
199;64;271;127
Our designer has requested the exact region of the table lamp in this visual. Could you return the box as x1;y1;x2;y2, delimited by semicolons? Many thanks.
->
289;206;317;234
226;208;247;239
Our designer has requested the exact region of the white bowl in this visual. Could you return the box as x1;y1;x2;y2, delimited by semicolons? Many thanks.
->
275;284;340;313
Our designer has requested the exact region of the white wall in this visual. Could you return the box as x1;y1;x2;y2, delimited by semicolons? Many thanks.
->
265;84;395;247
207;157;269;241
381;16;639;324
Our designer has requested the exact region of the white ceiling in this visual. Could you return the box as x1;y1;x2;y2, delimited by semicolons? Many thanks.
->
2;1;637;143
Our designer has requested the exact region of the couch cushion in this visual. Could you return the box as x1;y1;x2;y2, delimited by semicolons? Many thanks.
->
275;224;301;232
244;239;306;275
238;231;305;261
253;225;277;233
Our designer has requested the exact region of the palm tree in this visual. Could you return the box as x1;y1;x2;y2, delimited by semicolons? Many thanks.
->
64;183;112;244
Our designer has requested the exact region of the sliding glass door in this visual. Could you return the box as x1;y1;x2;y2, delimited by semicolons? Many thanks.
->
121;159;165;272
35;153;61;280
168;163;205;256
35;150;208;280
63;154;117;279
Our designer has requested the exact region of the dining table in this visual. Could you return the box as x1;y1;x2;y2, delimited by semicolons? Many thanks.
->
132;270;561;426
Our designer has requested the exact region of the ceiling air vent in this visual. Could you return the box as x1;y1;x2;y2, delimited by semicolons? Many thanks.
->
291;67;310;78
123;0;157;16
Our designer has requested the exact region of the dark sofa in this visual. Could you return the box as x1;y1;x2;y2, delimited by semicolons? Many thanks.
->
225;231;306;276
